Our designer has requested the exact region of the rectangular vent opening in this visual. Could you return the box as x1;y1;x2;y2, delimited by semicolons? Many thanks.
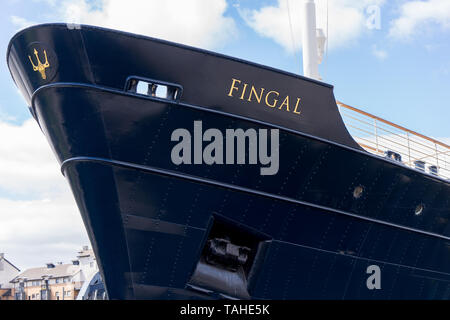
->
125;77;182;101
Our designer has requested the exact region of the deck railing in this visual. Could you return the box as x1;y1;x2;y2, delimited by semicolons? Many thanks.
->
337;101;450;180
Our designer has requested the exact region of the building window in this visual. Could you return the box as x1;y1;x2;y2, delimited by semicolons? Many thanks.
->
66;290;71;297
32;294;35;299
55;278;60;284
32;280;41;287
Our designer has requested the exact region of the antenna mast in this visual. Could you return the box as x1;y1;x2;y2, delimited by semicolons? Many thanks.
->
302;0;326;80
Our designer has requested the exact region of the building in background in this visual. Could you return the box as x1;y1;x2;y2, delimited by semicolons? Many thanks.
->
10;246;99;300
0;253;20;300
74;246;98;281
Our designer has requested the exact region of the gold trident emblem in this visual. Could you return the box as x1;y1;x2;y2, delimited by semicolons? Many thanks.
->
28;49;50;80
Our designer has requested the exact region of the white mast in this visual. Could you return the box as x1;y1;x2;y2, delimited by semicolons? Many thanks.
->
302;0;325;80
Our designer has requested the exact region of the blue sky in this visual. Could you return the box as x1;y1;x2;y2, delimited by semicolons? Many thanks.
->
0;0;449;269
1;0;449;135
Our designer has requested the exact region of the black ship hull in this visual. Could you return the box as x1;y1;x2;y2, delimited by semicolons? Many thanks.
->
8;24;450;299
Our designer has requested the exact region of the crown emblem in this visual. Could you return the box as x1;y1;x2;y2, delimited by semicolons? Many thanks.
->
28;48;50;80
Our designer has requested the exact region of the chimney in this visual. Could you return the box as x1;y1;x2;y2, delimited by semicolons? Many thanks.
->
46;263;55;269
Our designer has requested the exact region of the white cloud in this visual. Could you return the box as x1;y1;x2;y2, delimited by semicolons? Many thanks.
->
372;44;388;60
0;107;16;123
0;120;63;197
58;0;237;49
10;15;37;31
0;196;89;270
389;0;450;39
0;119;89;270
239;0;385;53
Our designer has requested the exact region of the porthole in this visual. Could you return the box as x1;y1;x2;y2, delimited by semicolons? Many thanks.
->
415;204;424;216
353;186;364;199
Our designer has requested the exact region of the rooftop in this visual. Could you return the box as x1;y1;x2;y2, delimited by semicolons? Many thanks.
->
77;247;95;259
11;263;79;282
0;253;20;272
